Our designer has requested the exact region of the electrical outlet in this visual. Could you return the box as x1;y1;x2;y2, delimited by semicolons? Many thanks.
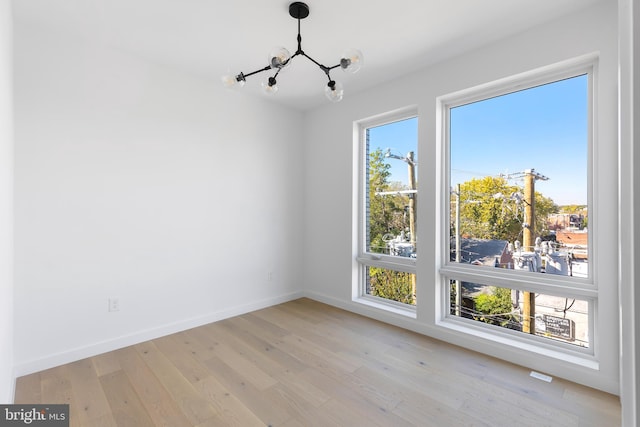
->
267;271;273;281
108;297;120;312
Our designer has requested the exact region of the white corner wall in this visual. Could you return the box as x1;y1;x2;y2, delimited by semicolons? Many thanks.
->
0;0;14;403
13;22;304;375
634;0;640;415
303;1;621;394
618;0;639;424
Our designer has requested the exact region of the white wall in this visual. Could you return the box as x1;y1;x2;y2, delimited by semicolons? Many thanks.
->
618;0;638;423
13;23;304;375
303;1;621;394
634;0;640;414
0;0;14;403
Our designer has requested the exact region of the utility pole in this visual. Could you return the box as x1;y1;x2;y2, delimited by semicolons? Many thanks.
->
519;168;548;334
407;152;416;252
385;149;417;304
454;184;461;316
407;151;417;304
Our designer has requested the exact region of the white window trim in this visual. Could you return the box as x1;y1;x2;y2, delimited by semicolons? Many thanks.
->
435;53;600;359
354;106;418;313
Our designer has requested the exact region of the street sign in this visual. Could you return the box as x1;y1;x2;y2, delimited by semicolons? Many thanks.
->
543;314;575;341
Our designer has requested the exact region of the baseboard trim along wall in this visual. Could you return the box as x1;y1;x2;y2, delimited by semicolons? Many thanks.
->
12;291;303;379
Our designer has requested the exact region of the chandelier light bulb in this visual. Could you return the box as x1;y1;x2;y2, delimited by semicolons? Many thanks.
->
325;80;344;102
221;73;245;89
340;48;364;74
262;76;279;94
269;47;291;69
221;74;236;88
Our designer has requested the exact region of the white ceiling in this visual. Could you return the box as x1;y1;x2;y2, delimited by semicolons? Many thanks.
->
13;0;606;110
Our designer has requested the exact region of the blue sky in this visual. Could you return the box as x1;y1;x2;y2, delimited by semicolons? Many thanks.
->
368;74;588;206
368;117;418;185
451;74;588;206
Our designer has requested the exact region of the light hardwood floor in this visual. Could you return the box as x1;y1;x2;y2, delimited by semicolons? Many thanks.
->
14;298;621;426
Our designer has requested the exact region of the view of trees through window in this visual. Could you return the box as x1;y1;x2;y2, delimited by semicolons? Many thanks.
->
364;117;418;305
447;73;591;347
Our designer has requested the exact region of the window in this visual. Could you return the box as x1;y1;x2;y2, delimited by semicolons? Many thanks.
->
440;60;595;351
356;111;418;309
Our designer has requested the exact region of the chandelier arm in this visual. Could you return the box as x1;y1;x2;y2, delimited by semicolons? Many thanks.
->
300;52;323;69
300;52;334;81
289;51;302;61
240;65;272;80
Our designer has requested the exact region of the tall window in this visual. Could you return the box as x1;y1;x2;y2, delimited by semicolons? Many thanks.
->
440;62;595;351
356;111;418;309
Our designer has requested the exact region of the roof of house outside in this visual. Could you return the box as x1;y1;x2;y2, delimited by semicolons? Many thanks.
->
555;231;588;246
452;238;509;266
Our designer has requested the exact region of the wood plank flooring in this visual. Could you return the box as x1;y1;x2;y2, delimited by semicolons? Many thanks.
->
14;298;621;426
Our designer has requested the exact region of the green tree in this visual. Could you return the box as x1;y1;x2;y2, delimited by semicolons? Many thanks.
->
455;176;558;243
559;204;587;213
368;148;410;253
533;191;559;236
368;267;414;305
474;287;516;327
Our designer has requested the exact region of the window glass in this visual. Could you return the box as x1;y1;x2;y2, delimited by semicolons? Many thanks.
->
366;267;416;306
449;75;589;279
366;118;418;258
444;69;594;350
449;279;589;348
359;115;418;307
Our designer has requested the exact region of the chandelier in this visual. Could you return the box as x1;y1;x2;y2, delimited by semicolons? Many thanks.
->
222;2;363;102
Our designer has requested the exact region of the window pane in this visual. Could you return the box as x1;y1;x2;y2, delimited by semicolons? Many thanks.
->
449;279;589;348
366;266;416;305
449;75;589;279
366;117;418;258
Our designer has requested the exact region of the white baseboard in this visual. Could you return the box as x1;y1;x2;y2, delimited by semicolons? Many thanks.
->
8;373;15;404
13;291;303;378
302;290;428;334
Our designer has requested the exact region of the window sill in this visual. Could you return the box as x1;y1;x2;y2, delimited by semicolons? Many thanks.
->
436;317;599;370
354;296;417;319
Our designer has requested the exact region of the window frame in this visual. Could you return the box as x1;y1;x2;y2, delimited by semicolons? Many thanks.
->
355;106;419;313
436;55;598;356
